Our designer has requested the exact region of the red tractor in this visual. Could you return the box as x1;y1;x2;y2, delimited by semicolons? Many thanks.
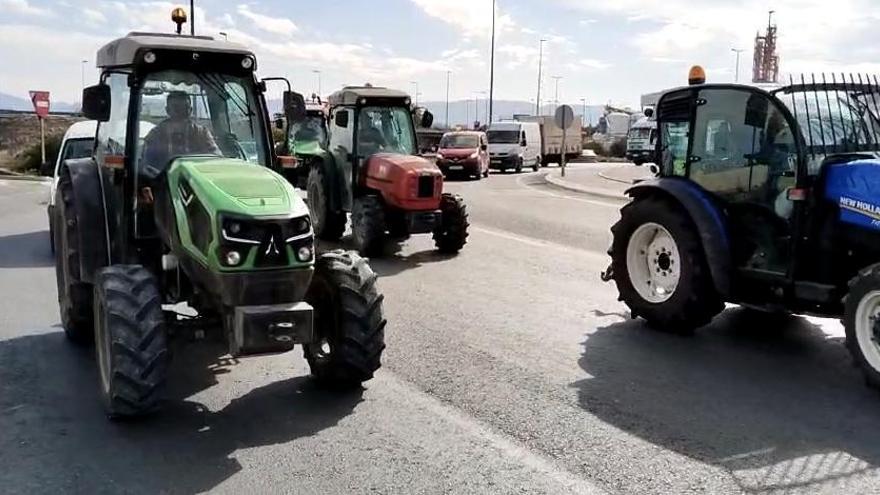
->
300;86;469;257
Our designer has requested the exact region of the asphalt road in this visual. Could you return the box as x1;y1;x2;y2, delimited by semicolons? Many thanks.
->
1;166;879;494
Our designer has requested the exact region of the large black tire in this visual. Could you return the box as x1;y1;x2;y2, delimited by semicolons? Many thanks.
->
94;265;169;418
532;157;540;172
433;193;469;254
844;264;880;389
351;195;387;257
515;157;523;174
307;166;346;241
304;250;386;388
53;168;93;345
610;196;722;333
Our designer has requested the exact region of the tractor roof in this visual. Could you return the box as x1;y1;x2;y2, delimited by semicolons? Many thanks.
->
328;86;411;106
96;32;254;69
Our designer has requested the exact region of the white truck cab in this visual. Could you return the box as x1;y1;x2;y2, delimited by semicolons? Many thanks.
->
486;121;542;173
625;117;657;166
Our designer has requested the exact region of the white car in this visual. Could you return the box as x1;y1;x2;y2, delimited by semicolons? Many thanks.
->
48;121;97;253
47;120;155;252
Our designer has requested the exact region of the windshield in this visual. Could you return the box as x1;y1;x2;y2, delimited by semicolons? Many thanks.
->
487;130;520;144
61;138;94;161
778;88;880;166
135;69;268;178
628;127;652;139
440;134;479;149
356;106;417;156
290;114;327;145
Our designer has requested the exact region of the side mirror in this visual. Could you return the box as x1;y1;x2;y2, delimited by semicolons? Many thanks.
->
420;110;434;128
82;84;111;122
283;91;306;123
481;143;488;151
644;107;654;118
521;134;527;146
334;110;349;128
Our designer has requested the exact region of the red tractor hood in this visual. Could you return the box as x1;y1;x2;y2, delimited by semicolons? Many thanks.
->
363;153;443;210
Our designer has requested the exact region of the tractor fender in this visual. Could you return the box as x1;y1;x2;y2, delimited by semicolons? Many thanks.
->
65;158;109;284
626;178;732;297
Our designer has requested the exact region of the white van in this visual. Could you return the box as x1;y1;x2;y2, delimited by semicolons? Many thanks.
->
486;121;542;173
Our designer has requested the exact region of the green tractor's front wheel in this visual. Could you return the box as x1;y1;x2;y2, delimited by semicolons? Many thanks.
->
307;166;347;241
610;196;722;333
352;195;387;257
304;250;386;388
94;265;169;418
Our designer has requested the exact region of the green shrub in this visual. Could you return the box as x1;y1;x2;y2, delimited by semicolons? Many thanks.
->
15;134;63;172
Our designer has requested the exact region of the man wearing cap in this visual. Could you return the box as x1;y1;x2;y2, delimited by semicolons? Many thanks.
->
142;91;221;176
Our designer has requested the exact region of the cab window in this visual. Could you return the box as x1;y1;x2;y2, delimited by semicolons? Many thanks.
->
689;88;798;204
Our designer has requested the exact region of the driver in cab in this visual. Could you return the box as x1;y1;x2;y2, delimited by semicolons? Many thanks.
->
142;91;221;176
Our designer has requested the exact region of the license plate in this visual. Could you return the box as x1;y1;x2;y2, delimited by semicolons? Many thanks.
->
449;165;464;170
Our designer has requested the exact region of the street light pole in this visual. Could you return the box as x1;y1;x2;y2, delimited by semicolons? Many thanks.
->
731;48;744;82
410;81;419;106
313;70;322;97
445;70;451;128
488;0;496;124
535;38;546;115
190;0;195;35
552;76;562;107
580;98;587;125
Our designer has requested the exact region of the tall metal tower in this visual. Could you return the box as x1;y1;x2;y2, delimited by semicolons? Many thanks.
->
752;10;780;83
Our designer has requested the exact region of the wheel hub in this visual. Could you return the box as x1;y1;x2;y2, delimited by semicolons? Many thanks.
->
626;223;681;303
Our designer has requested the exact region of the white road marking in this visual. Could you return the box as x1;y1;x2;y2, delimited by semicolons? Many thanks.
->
472;224;609;263
515;175;622;208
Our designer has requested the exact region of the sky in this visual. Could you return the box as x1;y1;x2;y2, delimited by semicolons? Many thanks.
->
1;0;879;108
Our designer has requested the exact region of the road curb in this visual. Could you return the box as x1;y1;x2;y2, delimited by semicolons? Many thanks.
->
597;171;638;185
543;172;629;201
0;174;51;183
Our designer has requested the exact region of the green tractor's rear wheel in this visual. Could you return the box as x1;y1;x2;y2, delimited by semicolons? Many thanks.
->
94;265;169;418
53;168;93;345
352;195;387;257
610;196;722;333
304;250;386;388
433;193;469;254
307;166;346;241
845;264;880;389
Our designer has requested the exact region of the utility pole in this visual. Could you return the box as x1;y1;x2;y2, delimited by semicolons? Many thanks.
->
80;60;88;95
580;97;587;125
535;38;546;115
488;0;496;124
313;70;322;97
190;0;195;35
445;70;452;128
552;76;562;107
731;48;744;82
410;81;420;106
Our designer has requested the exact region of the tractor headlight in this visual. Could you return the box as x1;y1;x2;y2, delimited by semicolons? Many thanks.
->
296;246;313;262
293;217;310;235
437;153;445;160
143;51;157;64
469;152;479;159
227;222;242;235
241;56;254;70
225;250;242;266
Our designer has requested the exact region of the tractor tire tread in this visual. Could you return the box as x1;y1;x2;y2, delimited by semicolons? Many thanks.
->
843;263;880;389
352;195;387;257
307;166;346;241
54;168;93;345
433;193;469;253
95;265;169;418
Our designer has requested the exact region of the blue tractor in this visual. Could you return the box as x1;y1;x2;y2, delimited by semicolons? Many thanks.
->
606;67;880;387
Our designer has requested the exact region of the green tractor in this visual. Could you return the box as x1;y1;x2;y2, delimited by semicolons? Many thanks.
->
54;30;385;418
605;67;880;388
277;97;329;190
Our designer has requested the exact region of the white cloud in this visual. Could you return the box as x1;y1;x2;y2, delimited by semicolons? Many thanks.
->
1;0;52;16
236;4;298;36
82;7;106;24
409;0;515;38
